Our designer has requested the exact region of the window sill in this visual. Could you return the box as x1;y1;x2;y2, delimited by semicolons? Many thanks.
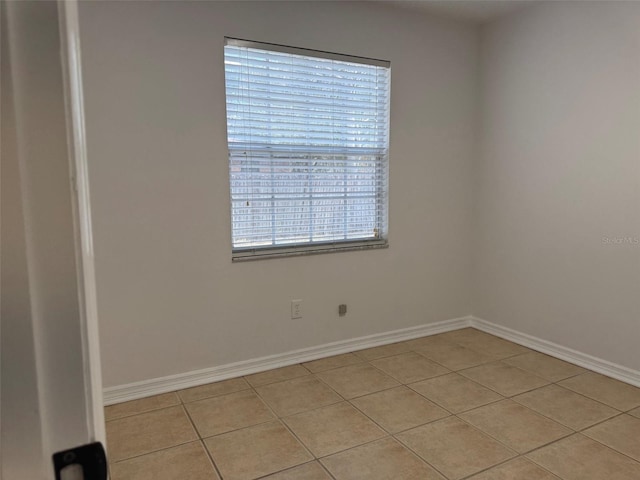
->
232;240;389;262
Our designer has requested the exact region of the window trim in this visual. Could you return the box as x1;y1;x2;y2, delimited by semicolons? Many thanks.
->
232;238;389;262
225;37;390;69
225;38;391;261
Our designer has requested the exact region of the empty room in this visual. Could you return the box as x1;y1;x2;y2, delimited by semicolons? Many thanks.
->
2;0;640;479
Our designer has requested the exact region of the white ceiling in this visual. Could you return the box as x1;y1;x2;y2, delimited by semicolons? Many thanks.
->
385;0;537;23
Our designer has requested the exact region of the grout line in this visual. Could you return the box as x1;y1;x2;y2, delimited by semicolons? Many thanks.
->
181;403;225;480
256;383;347;420
391;426;455;480
450;414;522;454
578;424;640;466
338;383;401;402
179;383;253;405
520;430;640;470
452;399;577;452
248;370;413;466
456;456;519;480
248;383;318;462
453;375;542;399
456;454;563;480
244;364;313;388
447;412;577;478
181;402;202;438
179;386;253;405
315;434;392;461
578;411;627;433
443;396;506;417
343;384;453;435
279;418;326;461
510;385;622;431
553;371;589;382
109;438;200;465
554;375;639;412
104;330;640;478
103;400;182;422
305;373;347;401
252;460;336;480
311;364;401;401
317;461;339;480
198;439;225;480
551;377;628;413
301;353;365;374
382;435;452;479
368;360;453;385
350;342;415;362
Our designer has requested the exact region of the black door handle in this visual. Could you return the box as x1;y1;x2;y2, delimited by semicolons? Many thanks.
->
53;442;108;480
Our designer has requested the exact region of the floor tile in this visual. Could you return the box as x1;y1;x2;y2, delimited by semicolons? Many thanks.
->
410;373;503;413
204;421;312;480
503;352;586;382
321;437;445;480
255;375;342;417
467;457;559;480
178;377;250;403
283;402;385;457
106;406;197;462
583;414;640;462
354;342;413;361
245;364;310;387
396;416;516;480
527;434;640;480
415;343;499;371
466;337;531;358
459;399;571;453
558;372;640;411
315;363;399;399
185;389;274;438
261;462;332;479
109;441;219;480
436;327;484;344
105;393;180;421
514;384;618;430
439;329;530;357
403;333;458;351
105;339;640;480
460;362;549;396
303;353;363;373
369;352;449;384
351;386;448;433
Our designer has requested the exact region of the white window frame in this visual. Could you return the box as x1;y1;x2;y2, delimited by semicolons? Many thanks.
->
224;38;390;261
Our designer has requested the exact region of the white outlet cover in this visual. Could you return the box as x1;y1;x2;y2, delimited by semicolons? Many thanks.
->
291;299;303;319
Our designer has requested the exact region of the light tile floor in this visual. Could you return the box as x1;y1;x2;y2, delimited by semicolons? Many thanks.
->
106;328;640;480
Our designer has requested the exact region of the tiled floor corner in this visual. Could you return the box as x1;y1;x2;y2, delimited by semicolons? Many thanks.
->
106;328;640;480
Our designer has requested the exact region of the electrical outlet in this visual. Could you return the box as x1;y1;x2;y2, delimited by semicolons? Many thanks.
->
338;304;347;316
291;299;303;319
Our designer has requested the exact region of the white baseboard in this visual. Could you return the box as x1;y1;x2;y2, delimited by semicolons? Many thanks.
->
470;316;640;388
104;315;473;405
104;315;640;405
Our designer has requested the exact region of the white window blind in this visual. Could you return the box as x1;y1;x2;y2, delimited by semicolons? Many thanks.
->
224;38;390;259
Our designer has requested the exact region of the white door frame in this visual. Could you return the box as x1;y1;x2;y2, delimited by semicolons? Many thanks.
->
1;1;105;477
58;0;106;446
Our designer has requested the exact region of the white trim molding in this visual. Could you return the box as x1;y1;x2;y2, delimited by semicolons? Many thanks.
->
58;0;106;445
104;315;473;405
470;317;640;388
104;315;640;405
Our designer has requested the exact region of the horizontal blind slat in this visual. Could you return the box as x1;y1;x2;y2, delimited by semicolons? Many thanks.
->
225;42;389;252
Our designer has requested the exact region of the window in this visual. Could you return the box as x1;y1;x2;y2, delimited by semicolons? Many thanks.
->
224;38;390;260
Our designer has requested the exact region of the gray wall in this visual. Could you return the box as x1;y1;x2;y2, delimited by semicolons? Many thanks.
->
78;1;478;387
475;1;640;370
